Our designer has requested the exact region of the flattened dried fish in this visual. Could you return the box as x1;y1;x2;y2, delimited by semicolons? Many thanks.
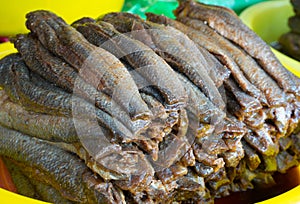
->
174;0;300;96
101;12;225;110
26;10;152;121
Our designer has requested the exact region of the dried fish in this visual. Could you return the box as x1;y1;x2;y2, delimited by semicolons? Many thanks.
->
0;89;79;143
13;34;149;136
174;0;300;96
0;6;299;203
26;10;152;121
0;126;125;203
0;54;74;116
196;45;230;88
0;54;22;102
0;55;144;143
146;13;230;89
73;19;187;109
146;13;268;105
176;73;225;125
244;128;279;156
175;16;287;106
101;12;225;110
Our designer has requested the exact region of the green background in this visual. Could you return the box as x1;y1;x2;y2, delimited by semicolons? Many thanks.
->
122;0;268;19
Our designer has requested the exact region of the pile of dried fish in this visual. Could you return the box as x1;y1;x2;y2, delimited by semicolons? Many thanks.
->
0;0;299;203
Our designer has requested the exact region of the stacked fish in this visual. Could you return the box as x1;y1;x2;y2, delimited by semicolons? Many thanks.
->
0;0;299;203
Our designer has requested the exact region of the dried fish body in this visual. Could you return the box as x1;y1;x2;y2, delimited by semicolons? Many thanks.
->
225;79;262;114
0;54;74;116
1;55;145;143
0;126;125;203
0;54;23;102
13;34;150;136
0;90;79;143
55;139;155;183
224;78;266;129
176;73;225;125
101;12;225;110
73;20;187;110
176;16;288;106
31;179;76;204
193;143;225;173
147;24;225;110
146;13;230;88
162;14;294;134
25;10;152;121
196;45;230;88
13;34;75;93
146;13;267;105
174;0;300;96
221;141;244;168
3;158;74;204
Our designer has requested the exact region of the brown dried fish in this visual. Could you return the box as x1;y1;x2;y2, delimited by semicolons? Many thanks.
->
176;73;225;125
13;34;149;136
101;12;225;110
146;13;268;105
0;126;125;203
196;45;230;88
73;19;187;109
174;0;300;96
244;128;279;156
25;10;152;121
175;16;286;106
0;54;74;116
0;89;80;143
0;54;144;143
